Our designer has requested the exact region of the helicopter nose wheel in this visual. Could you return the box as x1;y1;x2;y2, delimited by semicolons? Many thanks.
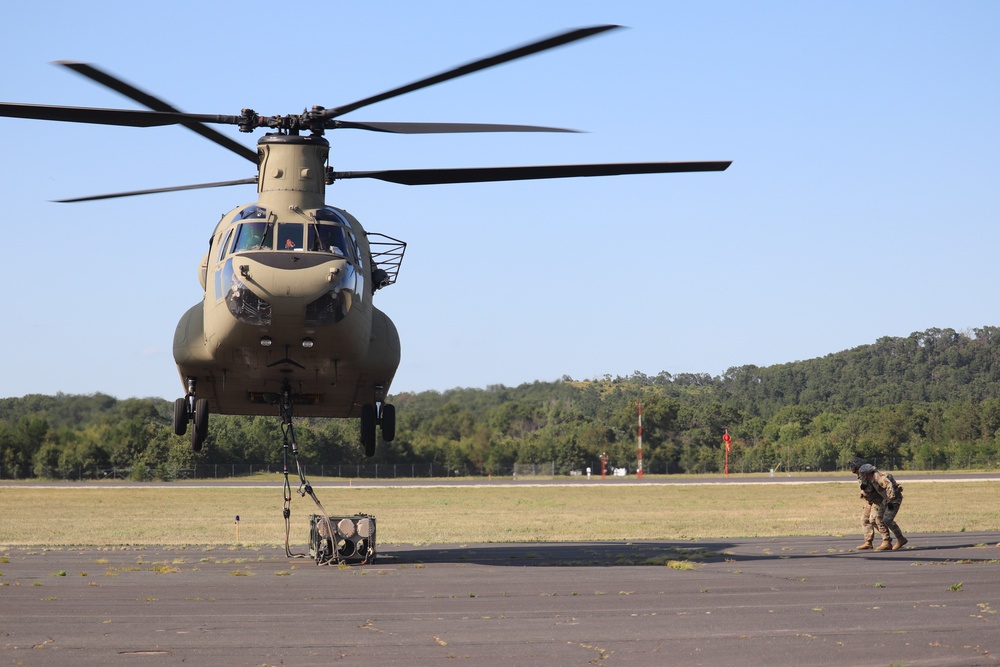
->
360;400;396;458
173;378;209;451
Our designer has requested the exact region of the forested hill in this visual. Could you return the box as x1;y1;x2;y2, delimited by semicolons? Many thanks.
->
2;326;999;479
714;326;1000;415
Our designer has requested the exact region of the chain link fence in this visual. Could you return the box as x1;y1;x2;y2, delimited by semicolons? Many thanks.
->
9;456;988;481
2;462;582;481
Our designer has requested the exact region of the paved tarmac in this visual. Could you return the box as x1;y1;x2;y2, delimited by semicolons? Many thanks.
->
3;532;999;666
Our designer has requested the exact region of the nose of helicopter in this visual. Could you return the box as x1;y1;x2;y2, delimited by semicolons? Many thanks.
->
221;252;362;326
230;252;352;296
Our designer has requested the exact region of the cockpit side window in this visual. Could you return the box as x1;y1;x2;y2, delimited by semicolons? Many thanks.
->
348;231;363;268
277;223;304;251
231;222;273;252
217;229;234;263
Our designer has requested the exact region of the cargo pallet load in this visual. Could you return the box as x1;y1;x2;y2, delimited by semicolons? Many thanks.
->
309;514;377;565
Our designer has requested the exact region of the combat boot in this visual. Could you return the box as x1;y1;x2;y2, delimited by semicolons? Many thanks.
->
874;540;893;551
856;541;873;550
892;536;908;550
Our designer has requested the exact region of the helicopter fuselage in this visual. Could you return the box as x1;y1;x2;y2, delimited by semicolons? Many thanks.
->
172;134;400;419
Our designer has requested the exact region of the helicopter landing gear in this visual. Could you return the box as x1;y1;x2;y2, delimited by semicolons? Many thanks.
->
361;404;377;457
174;378;209;452
191;398;209;452
173;398;187;436
360;394;396;457
380;403;396;442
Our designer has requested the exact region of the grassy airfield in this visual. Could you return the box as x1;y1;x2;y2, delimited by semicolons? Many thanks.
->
0;477;997;546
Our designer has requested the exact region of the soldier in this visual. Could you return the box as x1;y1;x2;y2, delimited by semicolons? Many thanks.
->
858;463;908;551
848;457;882;550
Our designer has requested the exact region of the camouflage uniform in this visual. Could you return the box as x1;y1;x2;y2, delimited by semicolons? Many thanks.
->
860;464;908;551
849;458;883;550
858;473;885;549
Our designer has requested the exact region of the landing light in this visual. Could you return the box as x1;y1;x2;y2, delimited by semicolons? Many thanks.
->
260;336;273;347
302;338;315;349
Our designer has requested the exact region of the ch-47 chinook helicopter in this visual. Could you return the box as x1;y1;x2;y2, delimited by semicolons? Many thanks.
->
0;25;730;456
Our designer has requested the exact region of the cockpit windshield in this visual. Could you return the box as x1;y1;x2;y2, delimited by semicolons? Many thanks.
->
277;223;304;251
230;222;273;253
308;224;349;256
223;206;355;259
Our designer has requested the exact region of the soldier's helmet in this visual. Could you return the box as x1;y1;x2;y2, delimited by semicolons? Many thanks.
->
858;463;876;475
848;457;867;473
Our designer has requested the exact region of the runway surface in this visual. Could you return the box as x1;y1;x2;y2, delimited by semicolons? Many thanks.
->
3;532;999;666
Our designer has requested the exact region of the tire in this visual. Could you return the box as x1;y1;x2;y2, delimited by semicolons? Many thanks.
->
192;398;209;452
173;398;188;436
380;403;396;442
191;422;203;452
361;403;377;457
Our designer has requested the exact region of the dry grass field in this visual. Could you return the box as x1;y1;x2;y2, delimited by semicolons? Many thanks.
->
1;478;997;546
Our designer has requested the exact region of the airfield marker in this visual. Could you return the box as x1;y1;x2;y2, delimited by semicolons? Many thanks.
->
723;430;732;477
637;403;644;479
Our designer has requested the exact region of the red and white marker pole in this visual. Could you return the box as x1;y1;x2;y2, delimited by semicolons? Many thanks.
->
637;402;643;479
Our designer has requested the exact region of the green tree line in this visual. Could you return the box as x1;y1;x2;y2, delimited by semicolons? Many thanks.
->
3;327;1000;479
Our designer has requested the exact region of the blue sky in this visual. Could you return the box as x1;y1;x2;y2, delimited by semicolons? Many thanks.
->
1;1;997;400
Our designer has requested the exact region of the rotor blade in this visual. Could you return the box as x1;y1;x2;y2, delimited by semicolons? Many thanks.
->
0;102;184;126
332;120;579;134
332;161;732;186
0;102;238;128
322;25;622;119
52;177;257;203
56;61;258;163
